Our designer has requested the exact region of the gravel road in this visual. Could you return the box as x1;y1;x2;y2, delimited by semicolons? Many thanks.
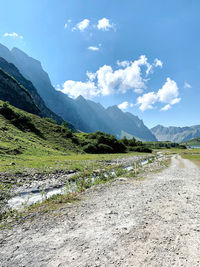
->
1;155;200;267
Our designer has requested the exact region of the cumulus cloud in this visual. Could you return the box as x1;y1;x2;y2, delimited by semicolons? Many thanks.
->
59;55;163;99
97;18;114;31
157;78;179;104
73;19;90;31
137;78;181;111
96;55;153;96
4;32;23;39
116;60;131;68
58;80;99;99
184;82;192;88
86;71;97;81
118;101;134;110
88;46;99;51
137;92;158;111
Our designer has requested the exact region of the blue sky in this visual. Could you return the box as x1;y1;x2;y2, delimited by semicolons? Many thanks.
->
0;0;199;128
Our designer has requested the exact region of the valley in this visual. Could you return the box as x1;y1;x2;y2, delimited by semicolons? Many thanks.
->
1;2;200;266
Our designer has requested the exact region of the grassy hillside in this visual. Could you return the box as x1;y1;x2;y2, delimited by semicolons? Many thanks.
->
0;100;151;174
0;100;83;172
182;138;200;146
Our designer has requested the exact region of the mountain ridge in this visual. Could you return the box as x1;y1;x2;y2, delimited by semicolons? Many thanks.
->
151;124;200;143
0;43;157;141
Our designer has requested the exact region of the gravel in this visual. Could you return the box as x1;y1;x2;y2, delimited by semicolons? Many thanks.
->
1;155;200;266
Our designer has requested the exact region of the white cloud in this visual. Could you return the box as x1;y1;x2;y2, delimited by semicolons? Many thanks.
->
154;58;163;68
118;101;129;110
58;80;99;99
64;24;68;29
137;92;158;111
184;82;192;88
157;78;179;104
97;18;114;31
74;19;90;31
59;56;149;98
96;55;152;96
88;46;99;51
161;104;171;111
86;71;97;81
116;60;131;68
4;32;23;39
137;78;181;111
118;101;134;110
59;56;180;110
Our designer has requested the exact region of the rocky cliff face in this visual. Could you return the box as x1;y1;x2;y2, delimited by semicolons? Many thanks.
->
151;124;200;143
0;57;63;124
0;68;39;115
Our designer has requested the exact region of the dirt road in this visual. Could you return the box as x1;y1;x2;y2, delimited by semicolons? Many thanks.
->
1;155;200;267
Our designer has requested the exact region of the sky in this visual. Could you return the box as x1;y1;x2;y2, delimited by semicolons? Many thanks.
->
0;0;199;128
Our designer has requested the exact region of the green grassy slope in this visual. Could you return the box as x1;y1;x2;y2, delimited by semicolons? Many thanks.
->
182;138;200;146
0;100;83;172
0;101;151;174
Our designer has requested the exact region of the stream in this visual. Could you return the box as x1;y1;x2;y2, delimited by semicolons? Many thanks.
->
7;158;152;210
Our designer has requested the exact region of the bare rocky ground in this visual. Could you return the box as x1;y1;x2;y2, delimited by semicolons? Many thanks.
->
1;155;200;267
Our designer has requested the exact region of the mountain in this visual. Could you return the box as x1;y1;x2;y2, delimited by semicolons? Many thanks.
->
106;106;157;141
0;43;84;126
0;68;39;115
151;124;200;143
0;43;156;141
0;57;63;124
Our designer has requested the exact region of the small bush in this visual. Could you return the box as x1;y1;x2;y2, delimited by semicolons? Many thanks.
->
129;146;152;153
83;143;97;153
97;143;113;154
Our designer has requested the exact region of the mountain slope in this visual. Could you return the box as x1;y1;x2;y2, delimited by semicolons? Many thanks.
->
0;43;156;141
151;124;200;143
0;57;63;124
107;106;157;141
182;138;200;146
0;68;40;115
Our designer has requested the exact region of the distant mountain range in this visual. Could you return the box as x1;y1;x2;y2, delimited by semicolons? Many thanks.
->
151;125;200;143
0;43;156;141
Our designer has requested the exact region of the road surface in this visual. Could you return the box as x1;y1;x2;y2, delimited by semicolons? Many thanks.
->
1;155;200;266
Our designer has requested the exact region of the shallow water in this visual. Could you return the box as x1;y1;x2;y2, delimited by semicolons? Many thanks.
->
7;157;152;210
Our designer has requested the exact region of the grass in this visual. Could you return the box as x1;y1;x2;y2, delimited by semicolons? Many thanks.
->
182;137;200;147
0;100;152;175
181;152;200;167
0;152;168;228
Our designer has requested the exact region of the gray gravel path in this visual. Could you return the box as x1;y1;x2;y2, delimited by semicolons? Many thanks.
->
1;155;200;267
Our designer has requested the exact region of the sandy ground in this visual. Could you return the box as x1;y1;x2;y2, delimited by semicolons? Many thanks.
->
1;155;200;267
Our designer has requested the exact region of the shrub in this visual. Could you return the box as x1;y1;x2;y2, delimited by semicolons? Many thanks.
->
97;143;113;154
83;143;97;153
129;146;152;153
